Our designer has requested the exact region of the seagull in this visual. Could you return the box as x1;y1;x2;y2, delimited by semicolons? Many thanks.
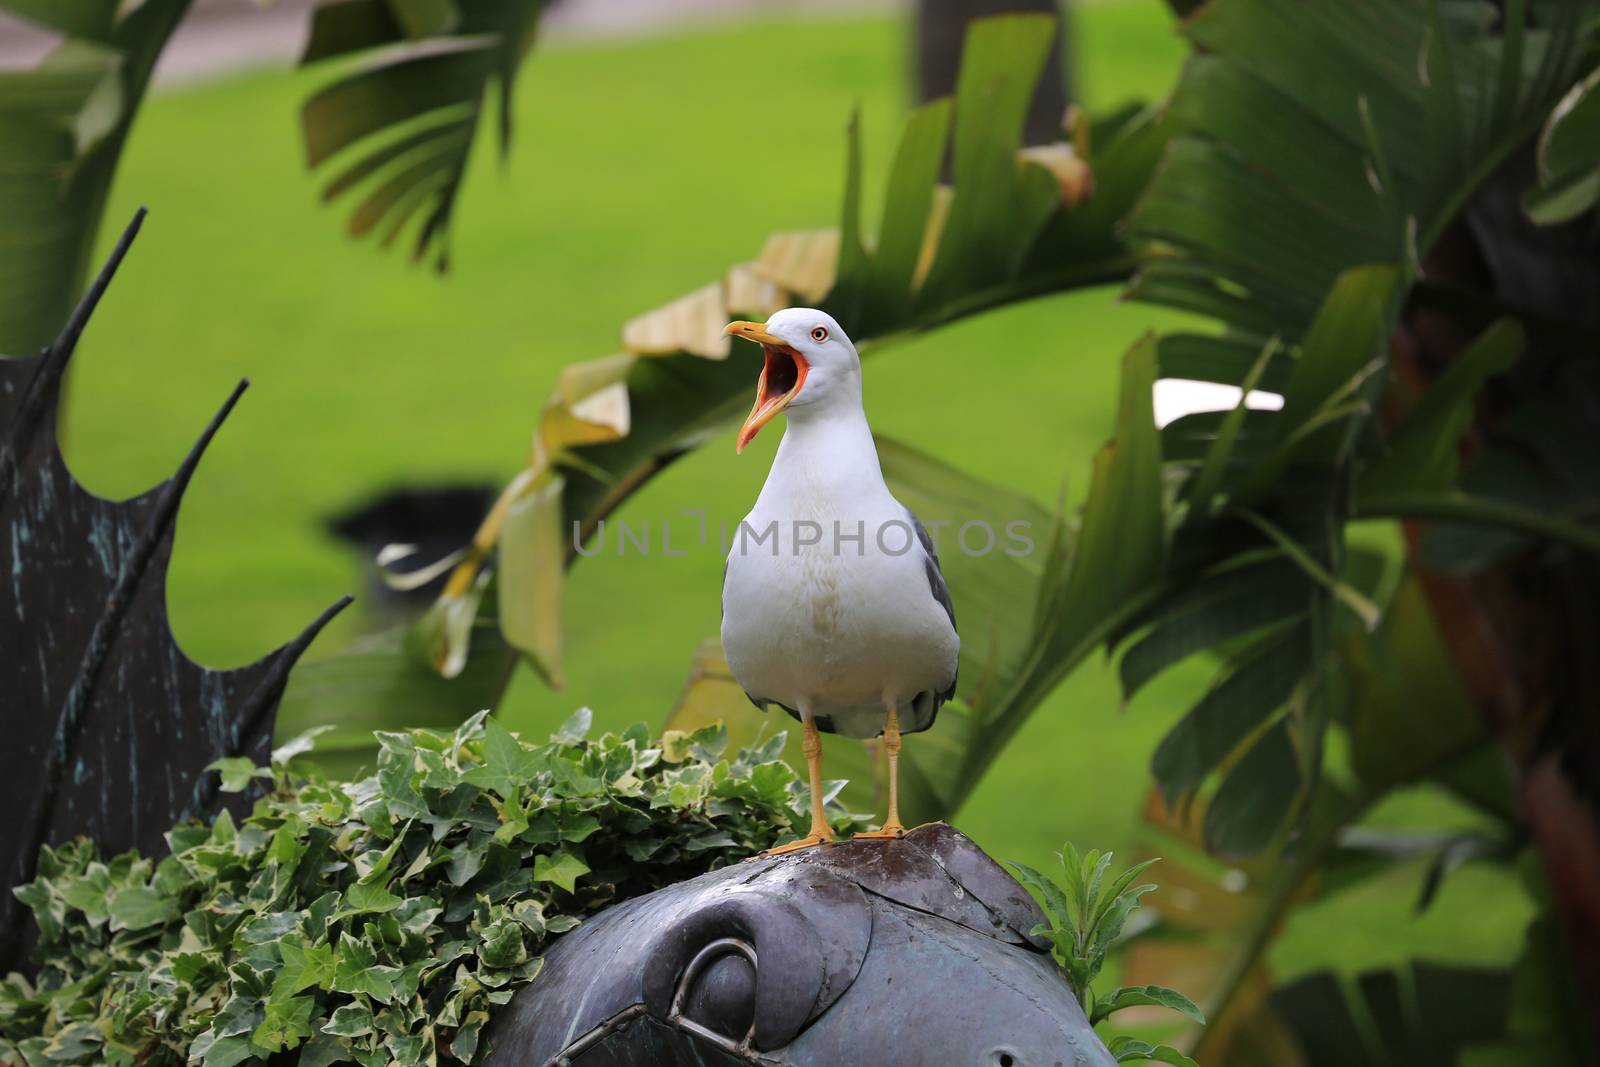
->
721;309;959;854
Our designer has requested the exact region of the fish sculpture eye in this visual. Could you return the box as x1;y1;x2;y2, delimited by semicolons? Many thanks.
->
669;937;759;1051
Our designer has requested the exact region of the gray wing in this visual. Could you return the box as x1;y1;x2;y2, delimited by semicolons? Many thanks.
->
908;510;958;706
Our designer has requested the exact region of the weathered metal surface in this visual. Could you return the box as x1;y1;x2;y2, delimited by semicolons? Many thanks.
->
0;210;350;969
483;825;1114;1067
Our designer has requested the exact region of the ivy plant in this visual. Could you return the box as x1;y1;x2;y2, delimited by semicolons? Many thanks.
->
0;713;811;1067
1009;844;1205;1067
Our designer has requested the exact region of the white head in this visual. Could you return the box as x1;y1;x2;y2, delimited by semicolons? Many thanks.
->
723;308;862;452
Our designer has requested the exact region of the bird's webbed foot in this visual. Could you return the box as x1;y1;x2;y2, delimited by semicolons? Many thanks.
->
852;820;907;841
758;831;834;857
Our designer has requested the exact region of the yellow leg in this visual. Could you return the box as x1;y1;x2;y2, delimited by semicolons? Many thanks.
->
761;716;834;856
854;708;907;840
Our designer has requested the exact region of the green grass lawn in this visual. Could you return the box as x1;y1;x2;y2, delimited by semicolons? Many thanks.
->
62;0;1531;992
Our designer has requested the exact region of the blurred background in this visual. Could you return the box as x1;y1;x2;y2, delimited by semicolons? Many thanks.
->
4;0;1577;1059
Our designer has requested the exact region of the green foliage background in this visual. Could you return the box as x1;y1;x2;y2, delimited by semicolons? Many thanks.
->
59;6;1225;917
17;0;1544;1048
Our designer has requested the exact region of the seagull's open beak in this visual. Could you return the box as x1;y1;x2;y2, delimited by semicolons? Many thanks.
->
726;321;809;453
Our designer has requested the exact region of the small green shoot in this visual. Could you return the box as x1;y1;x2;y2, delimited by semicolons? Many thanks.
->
1007;843;1205;1067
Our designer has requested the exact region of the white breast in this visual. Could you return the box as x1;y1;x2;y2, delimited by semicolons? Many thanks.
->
720;424;959;738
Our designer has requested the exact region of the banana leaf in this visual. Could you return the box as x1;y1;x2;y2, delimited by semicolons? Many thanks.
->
660;434;1050;825
1270;963;1514;1067
1114;568;1502;1064
282;13;1170;745
0;0;189;353
1128;0;1591;351
298;0;543;268
657;331;1163;829
1104;0;1599;863
652;329;1167;829
1526;64;1600;224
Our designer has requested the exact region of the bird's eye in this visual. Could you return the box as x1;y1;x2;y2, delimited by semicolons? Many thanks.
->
810;325;829;343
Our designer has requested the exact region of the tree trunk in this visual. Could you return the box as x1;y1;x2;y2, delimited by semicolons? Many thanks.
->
913;0;1071;168
1395;145;1600;1035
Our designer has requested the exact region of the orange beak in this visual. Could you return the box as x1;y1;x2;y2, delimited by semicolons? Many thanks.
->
726;320;809;453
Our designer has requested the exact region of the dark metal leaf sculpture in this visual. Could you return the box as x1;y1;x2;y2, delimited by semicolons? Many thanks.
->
0;210;351;969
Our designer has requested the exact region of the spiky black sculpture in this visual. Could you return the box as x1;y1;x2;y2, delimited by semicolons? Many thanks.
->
0;211;350;969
